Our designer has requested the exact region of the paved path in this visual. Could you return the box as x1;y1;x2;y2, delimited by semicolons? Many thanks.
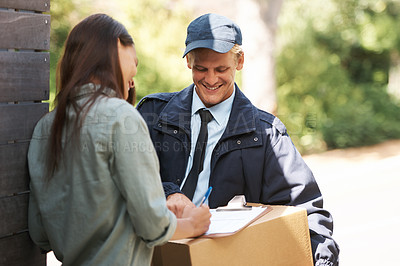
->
47;140;400;265
303;139;400;265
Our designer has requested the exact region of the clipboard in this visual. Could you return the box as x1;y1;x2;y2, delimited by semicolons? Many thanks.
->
216;195;252;211
202;195;272;238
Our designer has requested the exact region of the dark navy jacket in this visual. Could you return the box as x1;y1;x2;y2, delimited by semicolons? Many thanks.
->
137;84;339;265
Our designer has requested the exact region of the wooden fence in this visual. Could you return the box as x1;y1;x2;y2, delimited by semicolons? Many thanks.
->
0;0;50;265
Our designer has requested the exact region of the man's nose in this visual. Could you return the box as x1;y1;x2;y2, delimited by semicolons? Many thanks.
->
204;71;218;86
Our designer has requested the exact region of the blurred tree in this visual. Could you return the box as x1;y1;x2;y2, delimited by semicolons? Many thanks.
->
49;0;92;107
49;0;400;153
119;0;192;101
237;0;283;114
48;0;192;107
277;0;400;153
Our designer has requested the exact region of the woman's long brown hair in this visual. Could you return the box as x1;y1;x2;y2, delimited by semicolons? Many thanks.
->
47;14;134;180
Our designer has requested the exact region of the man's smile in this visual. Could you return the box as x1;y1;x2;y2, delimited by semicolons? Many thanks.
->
203;84;223;91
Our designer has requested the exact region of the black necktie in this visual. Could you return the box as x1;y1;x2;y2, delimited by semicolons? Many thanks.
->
182;109;213;200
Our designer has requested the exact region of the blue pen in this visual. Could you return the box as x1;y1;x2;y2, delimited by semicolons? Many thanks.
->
198;187;213;207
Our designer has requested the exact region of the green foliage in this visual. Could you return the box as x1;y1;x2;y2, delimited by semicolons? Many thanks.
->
48;0;400;153
48;0;192;108
321;83;400;148
277;0;400;153
48;0;94;108
119;0;193;101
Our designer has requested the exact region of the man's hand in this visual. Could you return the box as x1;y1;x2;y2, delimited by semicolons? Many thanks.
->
167;193;195;218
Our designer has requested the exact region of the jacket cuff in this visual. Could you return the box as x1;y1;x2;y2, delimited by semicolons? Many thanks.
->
162;182;182;198
316;258;335;266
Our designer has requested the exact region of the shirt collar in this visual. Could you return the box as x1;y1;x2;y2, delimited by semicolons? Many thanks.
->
191;86;235;126
74;83;117;99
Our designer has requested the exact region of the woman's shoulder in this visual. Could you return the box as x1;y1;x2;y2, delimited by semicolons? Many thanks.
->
94;97;142;122
31;110;56;138
98;96;136;111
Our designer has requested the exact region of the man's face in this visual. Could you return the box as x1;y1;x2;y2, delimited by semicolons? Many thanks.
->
187;48;244;108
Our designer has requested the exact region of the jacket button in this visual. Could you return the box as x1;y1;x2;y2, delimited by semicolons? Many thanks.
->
237;140;241;145
157;123;162;127
254;137;258;142
173;130;178;134
176;179;181;184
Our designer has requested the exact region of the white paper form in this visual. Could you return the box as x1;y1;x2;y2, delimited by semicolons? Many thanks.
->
204;206;268;236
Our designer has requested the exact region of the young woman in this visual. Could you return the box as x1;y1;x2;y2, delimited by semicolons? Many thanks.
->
28;13;210;266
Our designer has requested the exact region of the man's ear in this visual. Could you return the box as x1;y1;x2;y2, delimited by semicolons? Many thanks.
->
236;52;244;71
186;56;192;69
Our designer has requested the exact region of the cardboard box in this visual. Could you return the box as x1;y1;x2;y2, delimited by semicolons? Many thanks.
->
152;205;313;266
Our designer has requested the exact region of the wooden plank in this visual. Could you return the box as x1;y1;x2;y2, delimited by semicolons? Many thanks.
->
0;193;29;237
0;51;49;102
0;103;48;144
0;142;30;196
0;0;50;12
0;232;46;266
0;2;50;266
0;11;50;50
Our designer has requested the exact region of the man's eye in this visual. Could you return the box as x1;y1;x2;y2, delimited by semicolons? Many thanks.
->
217;68;228;73
195;67;207;72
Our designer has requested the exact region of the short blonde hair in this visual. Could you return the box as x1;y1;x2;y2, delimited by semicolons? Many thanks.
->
186;44;243;66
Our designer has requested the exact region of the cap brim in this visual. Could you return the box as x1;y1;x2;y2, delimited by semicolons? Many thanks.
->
182;39;235;57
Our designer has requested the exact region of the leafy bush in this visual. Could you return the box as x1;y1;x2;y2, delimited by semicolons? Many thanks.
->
48;0;192;108
277;0;400;153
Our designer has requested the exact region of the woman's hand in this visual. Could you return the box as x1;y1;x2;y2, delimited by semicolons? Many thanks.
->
166;193;195;218
171;204;211;239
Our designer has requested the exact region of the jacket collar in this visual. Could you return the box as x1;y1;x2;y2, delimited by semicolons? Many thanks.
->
158;84;194;134
158;83;258;138
221;83;258;140
74;83;117;99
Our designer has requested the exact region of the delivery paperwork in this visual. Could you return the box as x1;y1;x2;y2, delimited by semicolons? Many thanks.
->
203;195;270;237
205;206;269;237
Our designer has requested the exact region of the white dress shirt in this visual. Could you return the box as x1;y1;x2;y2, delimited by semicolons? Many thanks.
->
180;87;235;206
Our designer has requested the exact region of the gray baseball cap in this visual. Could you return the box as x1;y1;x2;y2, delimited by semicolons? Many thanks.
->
183;13;242;57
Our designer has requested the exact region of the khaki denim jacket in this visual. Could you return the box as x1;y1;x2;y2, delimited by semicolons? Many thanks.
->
28;84;176;266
